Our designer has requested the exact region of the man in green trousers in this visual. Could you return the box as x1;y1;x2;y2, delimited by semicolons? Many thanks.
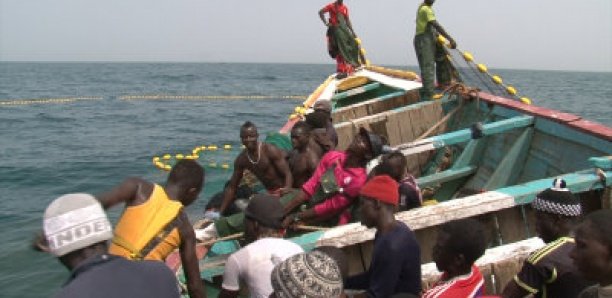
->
414;0;456;100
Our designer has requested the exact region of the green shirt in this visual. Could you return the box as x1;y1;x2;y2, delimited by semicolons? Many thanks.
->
415;4;436;35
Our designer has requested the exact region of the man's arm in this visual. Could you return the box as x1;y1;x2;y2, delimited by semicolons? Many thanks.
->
178;211;206;298
501;260;544;298
319;8;329;26
501;280;531;298
97;177;152;209
218;289;239;298
219;254;241;298
430;21;456;49
219;158;245;215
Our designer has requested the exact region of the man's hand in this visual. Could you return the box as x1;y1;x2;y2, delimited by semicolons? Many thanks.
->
282;213;299;229
279;187;294;196
32;232;50;253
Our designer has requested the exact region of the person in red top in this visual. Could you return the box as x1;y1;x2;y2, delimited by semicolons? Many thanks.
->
282;127;383;227
319;0;360;78
422;218;487;298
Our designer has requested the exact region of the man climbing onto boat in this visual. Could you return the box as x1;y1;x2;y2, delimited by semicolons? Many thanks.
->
282;127;383;227
97;159;206;298
414;0;456;100
319;0;361;78
422;218;487;298
344;175;422;297
218;121;293;216
288;121;323;188
43;194;181;298
502;178;592;298
219;194;303;298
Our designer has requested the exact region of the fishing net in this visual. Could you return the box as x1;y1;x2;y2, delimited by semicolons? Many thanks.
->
445;47;520;100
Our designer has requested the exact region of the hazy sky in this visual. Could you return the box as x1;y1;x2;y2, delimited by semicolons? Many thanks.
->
1;0;610;72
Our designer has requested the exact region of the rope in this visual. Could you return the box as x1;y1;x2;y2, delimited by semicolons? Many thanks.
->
0;97;102;106
120;95;306;101
436;35;533;105
0;95;307;106
294;224;329;231
198;232;244;247
415;100;463;141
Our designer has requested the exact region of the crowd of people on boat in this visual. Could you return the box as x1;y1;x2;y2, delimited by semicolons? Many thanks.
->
38;112;611;297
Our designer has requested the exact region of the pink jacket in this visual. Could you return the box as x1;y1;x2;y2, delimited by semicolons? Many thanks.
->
302;151;367;225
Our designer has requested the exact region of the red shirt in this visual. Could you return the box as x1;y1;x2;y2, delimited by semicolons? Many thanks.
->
302;151;367;225
422;265;485;298
322;2;348;26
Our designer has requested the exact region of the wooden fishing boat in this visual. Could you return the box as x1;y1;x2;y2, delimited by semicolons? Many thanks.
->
172;63;611;296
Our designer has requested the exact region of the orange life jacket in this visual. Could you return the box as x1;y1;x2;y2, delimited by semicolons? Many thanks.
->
109;184;183;261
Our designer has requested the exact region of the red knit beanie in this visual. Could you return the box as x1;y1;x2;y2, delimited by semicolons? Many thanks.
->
359;175;399;206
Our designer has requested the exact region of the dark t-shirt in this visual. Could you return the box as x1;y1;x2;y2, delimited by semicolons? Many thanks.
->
55;254;180;298
345;222;422;297
514;237;592;298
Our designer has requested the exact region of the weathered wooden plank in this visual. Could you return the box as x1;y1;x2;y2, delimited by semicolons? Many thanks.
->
384;113;403;146
316;169;612;249
318;191;516;248
589;156;612;170
415;226;439;263
396;116;534;157
502;169;612;205
496;207;529;244
332;82;381;101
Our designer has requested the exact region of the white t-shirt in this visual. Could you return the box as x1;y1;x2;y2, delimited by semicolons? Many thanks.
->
221;237;303;298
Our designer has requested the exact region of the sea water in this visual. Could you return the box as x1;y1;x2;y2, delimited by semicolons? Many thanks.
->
0;62;610;297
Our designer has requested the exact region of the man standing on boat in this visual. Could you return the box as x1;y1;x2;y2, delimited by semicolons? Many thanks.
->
414;0;456;100
98;159;206;298
502;178;592;298
218;121;293;215
344;175;422;297
319;0;361;78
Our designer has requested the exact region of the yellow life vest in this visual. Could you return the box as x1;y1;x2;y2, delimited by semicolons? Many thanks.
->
109;184;183;261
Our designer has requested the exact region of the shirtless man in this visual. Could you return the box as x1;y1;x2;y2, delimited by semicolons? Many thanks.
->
219;121;293;215
288;121;322;188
